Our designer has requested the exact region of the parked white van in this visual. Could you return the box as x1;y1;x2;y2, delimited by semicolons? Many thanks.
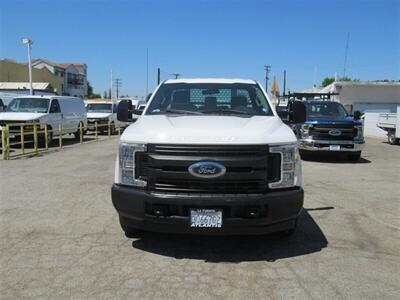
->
0;95;87;145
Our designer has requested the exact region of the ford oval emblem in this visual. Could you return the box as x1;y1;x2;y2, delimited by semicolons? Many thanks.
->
188;161;226;179
328;129;342;136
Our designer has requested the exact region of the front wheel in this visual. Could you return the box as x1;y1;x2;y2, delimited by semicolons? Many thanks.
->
347;152;361;161
119;216;142;238
39;127;53;147
278;218;298;237
388;132;399;145
109;122;116;135
74;122;84;140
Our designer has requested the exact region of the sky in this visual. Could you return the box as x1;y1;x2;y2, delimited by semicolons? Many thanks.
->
0;0;399;97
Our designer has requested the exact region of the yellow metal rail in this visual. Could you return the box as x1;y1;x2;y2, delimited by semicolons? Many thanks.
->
1;121;122;160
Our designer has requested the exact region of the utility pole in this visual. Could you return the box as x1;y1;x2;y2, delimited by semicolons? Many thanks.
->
283;70;287;96
157;68;161;85
146;48;149;97
264;65;271;93
110;69;113;99
114;78;122;99
21;38;33;95
172;73;181;79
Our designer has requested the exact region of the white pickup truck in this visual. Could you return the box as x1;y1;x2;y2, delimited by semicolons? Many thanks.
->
86;100;120;134
377;105;400;145
111;78;307;237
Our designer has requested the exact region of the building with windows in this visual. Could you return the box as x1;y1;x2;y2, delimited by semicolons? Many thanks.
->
0;58;88;98
32;59;88;98
0;59;62;93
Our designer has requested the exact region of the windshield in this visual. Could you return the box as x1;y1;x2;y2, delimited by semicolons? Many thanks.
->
306;102;348;118
146;83;273;116
86;103;113;112
6;98;50;113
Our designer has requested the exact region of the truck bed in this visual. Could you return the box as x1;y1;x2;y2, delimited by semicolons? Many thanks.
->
377;113;397;130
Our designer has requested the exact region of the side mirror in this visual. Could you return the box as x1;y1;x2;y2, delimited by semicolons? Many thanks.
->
117;100;132;122
291;101;306;123
353;110;361;120
276;107;289;122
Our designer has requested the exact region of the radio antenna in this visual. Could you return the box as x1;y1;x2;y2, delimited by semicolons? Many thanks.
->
343;32;350;78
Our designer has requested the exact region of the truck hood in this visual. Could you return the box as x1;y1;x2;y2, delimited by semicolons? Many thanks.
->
87;112;112;119
306;116;362;126
121;115;297;145
0;112;47;122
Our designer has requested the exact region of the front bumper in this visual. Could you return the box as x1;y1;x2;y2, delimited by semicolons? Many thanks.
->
299;138;365;152
87;121;109;131
111;184;304;235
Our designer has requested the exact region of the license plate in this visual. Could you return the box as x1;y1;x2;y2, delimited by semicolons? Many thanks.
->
329;145;341;151
190;209;222;228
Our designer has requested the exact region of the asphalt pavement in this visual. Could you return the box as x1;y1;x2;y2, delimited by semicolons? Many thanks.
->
0;137;399;299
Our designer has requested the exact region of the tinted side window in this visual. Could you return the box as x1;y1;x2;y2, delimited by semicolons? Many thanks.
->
50;99;61;113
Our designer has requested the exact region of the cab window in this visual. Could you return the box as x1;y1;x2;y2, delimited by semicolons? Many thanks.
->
50;99;61;113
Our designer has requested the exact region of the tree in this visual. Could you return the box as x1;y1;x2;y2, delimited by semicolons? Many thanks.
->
341;76;360;82
321;77;335;87
89;93;101;99
87;81;101;99
108;88;112;99
87;81;94;97
320;76;360;87
103;91;107;99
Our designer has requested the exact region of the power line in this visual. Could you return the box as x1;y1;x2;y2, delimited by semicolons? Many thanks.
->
264;65;271;93
283;70;287;96
113;78;122;99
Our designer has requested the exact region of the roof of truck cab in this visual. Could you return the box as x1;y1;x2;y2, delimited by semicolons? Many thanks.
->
13;95;80;100
86;99;115;103
163;78;258;84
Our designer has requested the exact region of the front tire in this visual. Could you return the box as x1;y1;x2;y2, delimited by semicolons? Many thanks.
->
74;122;84;140
39;126;53;147
278;218;298;237
119;216;142;238
388;132;399;145
348;152;361;161
109;122;116;135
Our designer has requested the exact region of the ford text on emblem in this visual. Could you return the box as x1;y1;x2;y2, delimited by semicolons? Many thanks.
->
188;161;226;179
328;129;342;136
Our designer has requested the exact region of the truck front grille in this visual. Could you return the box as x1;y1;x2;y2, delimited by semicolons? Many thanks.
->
310;124;356;141
135;144;280;194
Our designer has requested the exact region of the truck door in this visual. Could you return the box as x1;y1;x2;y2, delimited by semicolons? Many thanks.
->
49;99;62;135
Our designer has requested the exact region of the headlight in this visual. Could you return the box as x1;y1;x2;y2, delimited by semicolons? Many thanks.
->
355;125;363;140
269;143;302;189
300;124;312;139
118;143;147;187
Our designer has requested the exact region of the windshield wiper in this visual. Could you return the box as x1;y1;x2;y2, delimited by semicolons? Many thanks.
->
165;109;203;115
200;109;253;116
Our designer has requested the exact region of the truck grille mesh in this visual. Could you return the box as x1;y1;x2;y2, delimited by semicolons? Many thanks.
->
136;144;280;194
310;124;356;141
